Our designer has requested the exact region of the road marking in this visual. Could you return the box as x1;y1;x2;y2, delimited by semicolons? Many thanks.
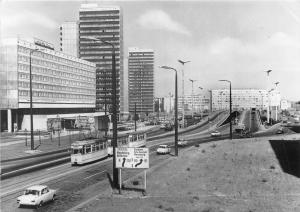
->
47;163;70;171
84;170;106;180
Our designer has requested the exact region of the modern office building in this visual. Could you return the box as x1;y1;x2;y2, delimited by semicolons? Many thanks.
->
79;4;124;113
0;37;96;132
211;89;281;111
128;47;154;115
59;21;79;57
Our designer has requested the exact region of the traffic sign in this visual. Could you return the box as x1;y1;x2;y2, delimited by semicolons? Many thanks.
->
116;147;149;169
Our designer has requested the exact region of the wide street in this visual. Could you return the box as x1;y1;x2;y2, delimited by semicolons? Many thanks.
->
1;108;294;212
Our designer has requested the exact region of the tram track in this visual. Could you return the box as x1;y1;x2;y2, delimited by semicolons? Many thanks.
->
1;145;172;201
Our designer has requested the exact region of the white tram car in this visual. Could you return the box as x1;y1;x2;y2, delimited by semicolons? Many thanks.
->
71;131;147;165
107;131;147;156
71;139;107;165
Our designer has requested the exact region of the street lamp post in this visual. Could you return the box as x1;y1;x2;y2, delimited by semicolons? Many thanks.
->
82;36;118;187
160;66;178;156
274;82;280;121
189;79;196;121
198;86;203;117
268;88;274;125
178;60;190;128
265;70;272;124
259;91;264;112
29;48;44;150
219;80;232;139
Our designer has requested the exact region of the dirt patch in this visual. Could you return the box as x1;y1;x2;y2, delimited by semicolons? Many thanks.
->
68;135;300;212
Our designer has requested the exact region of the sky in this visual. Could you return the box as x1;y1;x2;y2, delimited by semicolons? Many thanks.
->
1;0;300;101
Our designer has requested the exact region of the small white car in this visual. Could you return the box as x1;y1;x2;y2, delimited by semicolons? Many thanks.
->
211;131;221;137
178;139;188;147
156;145;171;154
17;185;56;208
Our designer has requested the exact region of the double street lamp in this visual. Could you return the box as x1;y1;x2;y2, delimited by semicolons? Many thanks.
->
82;36;118;188
160;66;178;156
219;80;232;139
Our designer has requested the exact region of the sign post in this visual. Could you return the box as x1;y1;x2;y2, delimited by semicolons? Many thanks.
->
116;147;149;193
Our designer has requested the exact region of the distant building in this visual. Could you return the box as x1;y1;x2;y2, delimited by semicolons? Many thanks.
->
211;89;281;111
154;98;164;113
59;21;79;57
178;95;210;114
0;37;96;132
163;94;175;114
79;4;124;112
281;99;291;110
128;47;154;115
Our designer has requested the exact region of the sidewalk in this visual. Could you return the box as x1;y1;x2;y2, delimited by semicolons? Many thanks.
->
67;134;300;212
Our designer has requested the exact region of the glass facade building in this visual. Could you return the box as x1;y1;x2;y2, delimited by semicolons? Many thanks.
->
128;47;154;115
60;22;79;57
79;4;124;113
0;37;96;131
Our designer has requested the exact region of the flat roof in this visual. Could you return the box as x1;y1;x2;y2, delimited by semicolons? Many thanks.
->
47;112;105;119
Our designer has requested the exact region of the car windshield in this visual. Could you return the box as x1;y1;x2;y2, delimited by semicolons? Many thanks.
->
25;189;39;195
159;146;167;148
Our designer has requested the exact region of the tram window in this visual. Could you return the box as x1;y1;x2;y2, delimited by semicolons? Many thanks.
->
92;144;96;152
96;144;100;151
104;142;107;149
85;145;91;153
73;148;83;154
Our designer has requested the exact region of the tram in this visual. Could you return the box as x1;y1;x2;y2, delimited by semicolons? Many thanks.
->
107;131;147;156
71;139;108;165
70;131;147;165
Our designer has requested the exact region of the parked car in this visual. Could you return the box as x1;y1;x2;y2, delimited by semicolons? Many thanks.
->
17;185;56;208
276;128;284;134
178;139;188;147
211;131;221;137
156;145;171;154
160;124;166;129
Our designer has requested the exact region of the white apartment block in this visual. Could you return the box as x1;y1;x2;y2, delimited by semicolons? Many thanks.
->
211;89;281;111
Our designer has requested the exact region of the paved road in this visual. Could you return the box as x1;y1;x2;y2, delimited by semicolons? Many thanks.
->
1;119;229;211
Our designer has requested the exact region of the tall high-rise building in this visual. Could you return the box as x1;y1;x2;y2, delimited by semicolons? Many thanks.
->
128;47;154;115
79;4;124;112
59;22;79;57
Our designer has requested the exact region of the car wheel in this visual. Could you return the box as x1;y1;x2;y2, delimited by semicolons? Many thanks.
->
52;195;56;201
37;201;43;208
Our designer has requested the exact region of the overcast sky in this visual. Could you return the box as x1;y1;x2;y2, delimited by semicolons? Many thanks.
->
1;0;300;101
